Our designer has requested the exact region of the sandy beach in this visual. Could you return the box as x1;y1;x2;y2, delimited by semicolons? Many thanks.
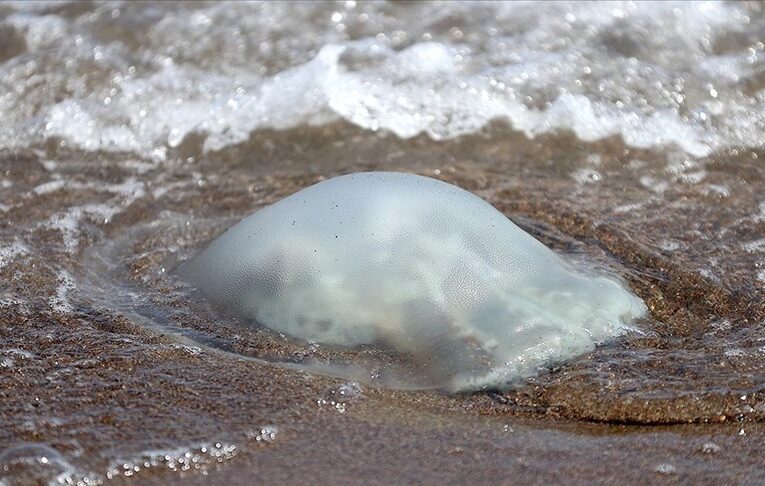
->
2;2;765;484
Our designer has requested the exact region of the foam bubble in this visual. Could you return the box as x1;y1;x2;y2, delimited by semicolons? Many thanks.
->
105;442;238;479
571;168;603;185
700;442;721;454
0;443;99;486
317;382;363;413
655;463;677;475
244;426;278;443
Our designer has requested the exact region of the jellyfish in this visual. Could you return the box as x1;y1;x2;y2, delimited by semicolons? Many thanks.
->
179;172;646;391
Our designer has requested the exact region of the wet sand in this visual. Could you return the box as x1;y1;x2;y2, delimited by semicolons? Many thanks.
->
2;122;765;483
3;1;765;483
3;304;765;485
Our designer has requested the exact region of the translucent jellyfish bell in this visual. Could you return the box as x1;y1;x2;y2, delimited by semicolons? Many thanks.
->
179;172;647;391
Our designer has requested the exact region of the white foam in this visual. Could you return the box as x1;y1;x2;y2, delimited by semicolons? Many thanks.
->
0;240;28;269
742;239;765;253
5;12;69;50
680;171;708;184
42;47;342;156
41;160;59;172
0;348;35;369
50;270;76;313
105;442;238;479
758;201;765;220
2;348;34;359
317;382;363;414
244;425;278;443
0;442;100;486
655;463;677;475
41;42;714;158
1;1;764;158
700;442;721;454
639;176;669;194
42;178;146;252
48;206;103;253
571;168;603;185
702;184;729;197
32;179;67;195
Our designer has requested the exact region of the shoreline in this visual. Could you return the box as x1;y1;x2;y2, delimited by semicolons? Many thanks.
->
1;124;765;483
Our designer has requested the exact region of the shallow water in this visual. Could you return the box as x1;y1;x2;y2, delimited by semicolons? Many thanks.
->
1;1;765;483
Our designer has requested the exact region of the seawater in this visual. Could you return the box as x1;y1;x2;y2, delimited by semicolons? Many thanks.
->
1;1;764;159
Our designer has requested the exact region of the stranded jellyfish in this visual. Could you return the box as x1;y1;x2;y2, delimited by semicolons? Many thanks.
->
179;172;646;391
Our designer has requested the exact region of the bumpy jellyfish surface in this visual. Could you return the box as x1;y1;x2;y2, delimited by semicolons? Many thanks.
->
179;172;647;391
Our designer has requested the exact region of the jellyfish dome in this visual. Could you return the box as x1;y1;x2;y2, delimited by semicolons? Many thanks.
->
179;172;647;391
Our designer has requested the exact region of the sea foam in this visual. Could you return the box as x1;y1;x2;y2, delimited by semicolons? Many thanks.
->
1;1;764;159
